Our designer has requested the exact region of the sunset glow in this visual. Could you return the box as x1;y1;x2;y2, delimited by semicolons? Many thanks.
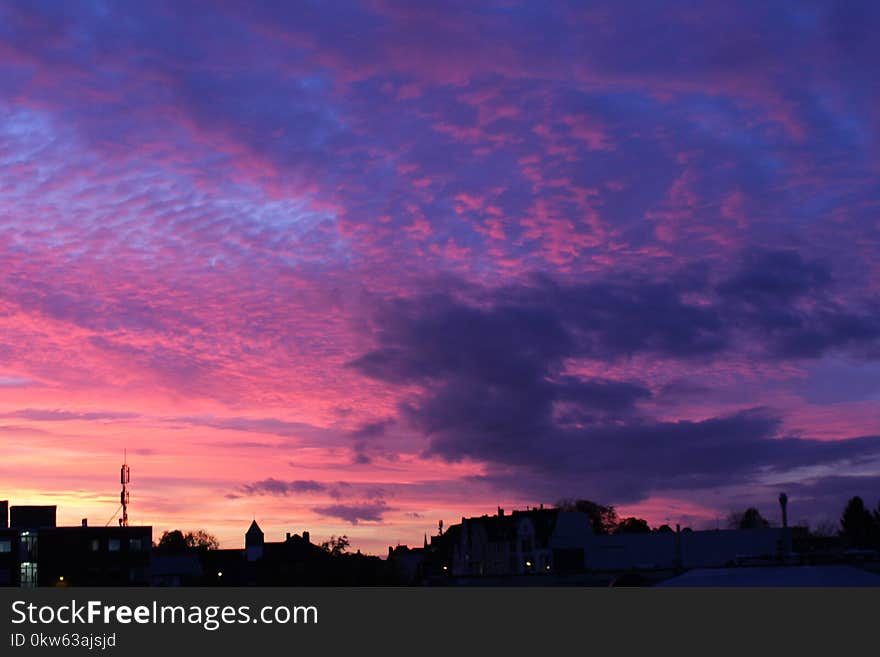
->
1;2;879;554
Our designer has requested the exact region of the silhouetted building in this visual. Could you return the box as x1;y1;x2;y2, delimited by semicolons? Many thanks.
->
395;502;793;584
249;529;331;585
444;507;593;577
149;522;323;586
10;505;56;529
387;544;427;584
170;521;388;586
0;502;151;587
245;519;264;562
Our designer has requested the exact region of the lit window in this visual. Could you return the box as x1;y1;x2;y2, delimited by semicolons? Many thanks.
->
20;533;37;560
0;540;11;553
20;562;37;587
129;538;142;552
89;539;100;552
108;539;120;552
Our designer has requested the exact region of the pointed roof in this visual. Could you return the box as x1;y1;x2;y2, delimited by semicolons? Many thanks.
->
246;519;264;539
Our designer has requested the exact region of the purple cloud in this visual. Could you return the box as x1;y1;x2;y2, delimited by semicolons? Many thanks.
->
313;501;391;525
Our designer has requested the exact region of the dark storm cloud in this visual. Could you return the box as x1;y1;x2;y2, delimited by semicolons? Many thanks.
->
351;256;880;503
716;249;880;359
718;248;833;305
440;406;880;503
770;312;880;360
353;253;880;380
352;293;575;384
528;276;729;359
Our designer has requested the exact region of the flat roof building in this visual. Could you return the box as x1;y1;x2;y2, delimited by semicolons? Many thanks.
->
0;502;151;587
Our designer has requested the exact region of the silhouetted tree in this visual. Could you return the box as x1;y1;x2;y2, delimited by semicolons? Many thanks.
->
557;499;618;534
185;529;220;550
156;529;219;553
156;530;187;553
727;507;769;530
320;535;350;556
655;524;674;534
840;497;876;548
615;517;652;534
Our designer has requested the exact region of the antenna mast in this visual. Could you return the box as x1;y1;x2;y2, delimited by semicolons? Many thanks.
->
119;450;130;527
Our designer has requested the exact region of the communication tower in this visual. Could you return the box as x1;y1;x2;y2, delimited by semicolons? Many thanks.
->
119;452;130;527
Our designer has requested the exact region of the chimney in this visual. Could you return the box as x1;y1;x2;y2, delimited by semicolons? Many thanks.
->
81;518;88;527
286;532;291;541
497;507;504;517
302;531;310;544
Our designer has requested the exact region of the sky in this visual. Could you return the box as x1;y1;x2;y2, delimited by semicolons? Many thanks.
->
1;1;879;554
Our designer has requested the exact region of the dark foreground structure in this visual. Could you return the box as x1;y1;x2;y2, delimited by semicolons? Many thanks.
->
2;495;879;587
0;501;151;587
153;520;389;586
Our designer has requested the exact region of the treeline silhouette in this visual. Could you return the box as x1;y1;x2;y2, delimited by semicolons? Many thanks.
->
838;496;880;549
561;495;880;548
